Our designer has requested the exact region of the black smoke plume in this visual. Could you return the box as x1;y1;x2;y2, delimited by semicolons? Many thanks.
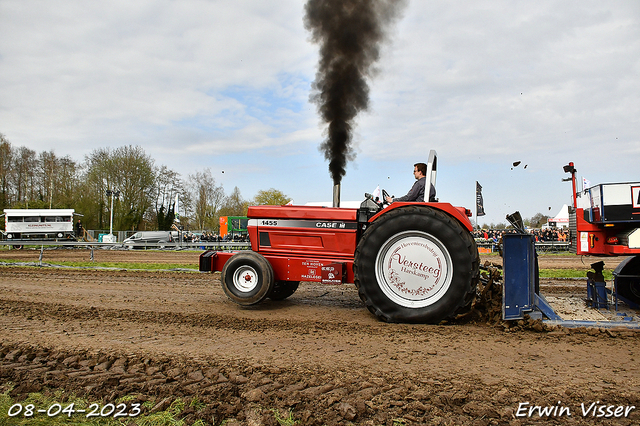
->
304;0;406;185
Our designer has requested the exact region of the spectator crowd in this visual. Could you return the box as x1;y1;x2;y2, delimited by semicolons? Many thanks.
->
473;228;569;243
187;232;250;243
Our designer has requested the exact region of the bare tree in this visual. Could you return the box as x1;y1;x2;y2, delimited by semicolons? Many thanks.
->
57;155;79;208
188;168;225;231
219;186;249;218
37;150;57;208
0;134;13;209
12;146;37;205
528;213;550;229
153;165;184;230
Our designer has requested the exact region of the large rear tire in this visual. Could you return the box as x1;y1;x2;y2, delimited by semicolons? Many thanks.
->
221;251;274;306
614;255;640;306
354;206;479;323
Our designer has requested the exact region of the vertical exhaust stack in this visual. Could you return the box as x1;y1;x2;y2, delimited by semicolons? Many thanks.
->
333;184;341;208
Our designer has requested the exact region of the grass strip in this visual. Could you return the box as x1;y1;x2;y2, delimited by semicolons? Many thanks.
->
0;260;198;271
539;269;613;280
0;260;616;279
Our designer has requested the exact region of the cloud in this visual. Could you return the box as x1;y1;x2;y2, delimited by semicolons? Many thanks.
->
0;0;315;152
356;2;640;167
1;0;639;225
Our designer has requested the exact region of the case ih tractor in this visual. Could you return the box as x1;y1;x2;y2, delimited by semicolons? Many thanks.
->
563;162;640;307
200;151;479;323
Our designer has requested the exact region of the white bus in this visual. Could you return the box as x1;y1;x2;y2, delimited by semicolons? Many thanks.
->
2;209;77;241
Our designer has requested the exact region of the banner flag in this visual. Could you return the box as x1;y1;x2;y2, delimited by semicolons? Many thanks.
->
476;181;486;217
372;185;381;201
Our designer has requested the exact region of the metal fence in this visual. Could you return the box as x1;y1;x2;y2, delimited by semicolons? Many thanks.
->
2;227;249;250
2;239;570;253
476;240;571;254
0;240;251;251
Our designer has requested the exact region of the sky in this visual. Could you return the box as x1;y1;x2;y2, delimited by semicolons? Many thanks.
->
1;0;639;226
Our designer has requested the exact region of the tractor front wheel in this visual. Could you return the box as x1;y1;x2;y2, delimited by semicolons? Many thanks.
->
221;251;274;306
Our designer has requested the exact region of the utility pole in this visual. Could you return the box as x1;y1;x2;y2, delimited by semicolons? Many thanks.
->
105;189;120;242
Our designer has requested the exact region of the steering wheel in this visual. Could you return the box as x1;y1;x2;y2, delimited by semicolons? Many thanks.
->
382;189;391;206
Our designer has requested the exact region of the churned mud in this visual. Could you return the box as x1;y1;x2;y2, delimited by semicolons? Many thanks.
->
0;249;639;425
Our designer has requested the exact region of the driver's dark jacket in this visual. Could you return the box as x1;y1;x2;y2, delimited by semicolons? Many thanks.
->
393;177;436;202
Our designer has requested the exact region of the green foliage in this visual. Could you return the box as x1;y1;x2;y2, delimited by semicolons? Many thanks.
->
78;145;156;231
253;188;291;206
0;134;12;210
217;187;249;218
0;389;121;425
11;199;55;210
0;390;208;426
0;253;613;278
188;397;206;412
539;268;614;280
271;409;299;426
0;135;290;234
136;399;185;426
157;204;176;231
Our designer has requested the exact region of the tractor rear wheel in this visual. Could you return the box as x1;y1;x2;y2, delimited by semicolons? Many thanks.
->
614;255;640;306
268;281;300;301
354;206;479;323
221;251;274;306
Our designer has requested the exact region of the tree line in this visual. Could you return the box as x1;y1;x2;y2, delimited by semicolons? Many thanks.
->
0;133;291;233
477;212;550;231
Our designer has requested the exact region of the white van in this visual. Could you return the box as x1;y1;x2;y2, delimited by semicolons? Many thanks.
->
123;231;175;248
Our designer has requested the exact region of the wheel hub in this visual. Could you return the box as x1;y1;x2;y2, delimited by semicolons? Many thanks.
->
233;266;259;293
375;231;453;308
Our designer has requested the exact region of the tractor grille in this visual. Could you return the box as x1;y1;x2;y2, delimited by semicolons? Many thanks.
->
569;209;577;254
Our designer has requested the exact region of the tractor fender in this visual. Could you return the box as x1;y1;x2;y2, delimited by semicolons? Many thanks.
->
369;202;473;232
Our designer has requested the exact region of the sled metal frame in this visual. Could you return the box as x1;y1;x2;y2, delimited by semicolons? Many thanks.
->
502;233;640;329
503;234;560;321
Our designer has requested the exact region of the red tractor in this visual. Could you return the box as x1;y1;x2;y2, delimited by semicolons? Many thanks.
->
563;162;640;306
200;151;479;323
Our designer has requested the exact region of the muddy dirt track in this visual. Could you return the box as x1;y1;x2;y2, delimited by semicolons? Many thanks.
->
1;248;639;425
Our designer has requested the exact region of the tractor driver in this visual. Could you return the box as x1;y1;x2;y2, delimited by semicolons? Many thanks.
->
385;162;436;204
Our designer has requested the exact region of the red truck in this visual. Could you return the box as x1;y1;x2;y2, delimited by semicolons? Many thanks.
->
563;162;640;306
